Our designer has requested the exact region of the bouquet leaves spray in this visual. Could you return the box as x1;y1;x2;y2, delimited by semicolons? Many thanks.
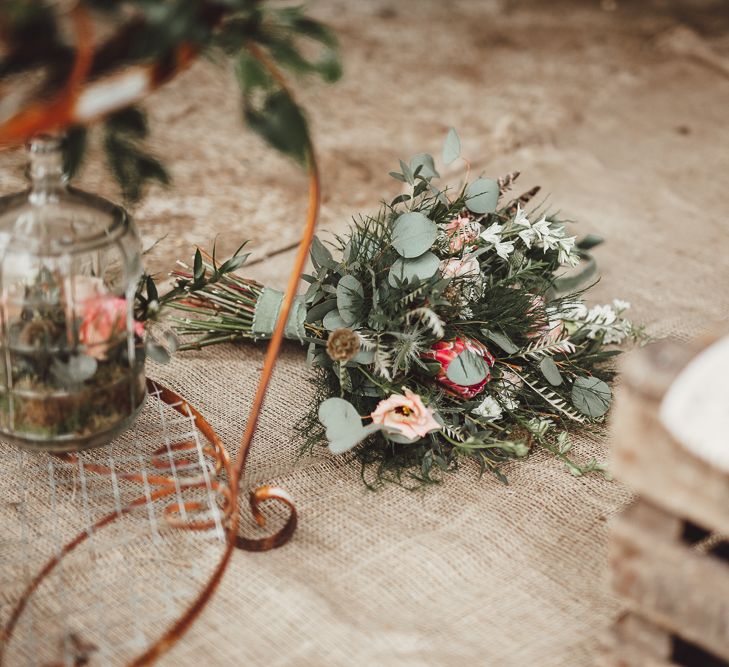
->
140;130;642;487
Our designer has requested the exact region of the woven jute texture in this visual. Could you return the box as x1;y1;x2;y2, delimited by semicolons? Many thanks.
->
152;345;631;667
2;0;729;663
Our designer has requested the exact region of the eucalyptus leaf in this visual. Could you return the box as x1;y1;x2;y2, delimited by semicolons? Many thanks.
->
554;256;598;294
146;341;171;364
391;211;437;258
310;236;333;268
482;329;518;355
465;178;499;214
445;350;488;386
352;347;375;364
383;428;420;444
399;159;414;185
336;274;365;325
318;397;380;454
388;252;440;287
409;153;439;179
163;330;179;353
571;376;612;418
329;423;382;454
51;355;97;385
442;127;461;165
576;234;604;251
539;356;563;386
323;309;349;331
306;298;338;323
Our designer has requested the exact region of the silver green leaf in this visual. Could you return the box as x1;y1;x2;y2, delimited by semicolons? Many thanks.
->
323;309;349;331
387;252;440;287
318;397;381;454
482;329;518;355
310;236;333;267
442;127;461;165
336;274;364;325
409;153;440;179
51;354;97;384
465;178;499;214
571;376;612;418
391;211;437;258
445;350;488;386
539;356;563;386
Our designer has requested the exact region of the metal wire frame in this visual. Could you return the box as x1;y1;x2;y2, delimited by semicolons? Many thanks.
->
0;10;321;665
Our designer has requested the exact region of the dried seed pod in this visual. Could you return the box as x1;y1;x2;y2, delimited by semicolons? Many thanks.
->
326;328;361;362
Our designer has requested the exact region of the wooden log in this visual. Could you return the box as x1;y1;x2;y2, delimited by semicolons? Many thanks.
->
610;500;729;662
607;611;676;667
611;338;729;535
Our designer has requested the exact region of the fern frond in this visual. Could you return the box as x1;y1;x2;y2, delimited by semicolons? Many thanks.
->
514;371;586;423
517;337;576;361
406;307;445;338
441;421;466;442
400;283;431;306
373;340;393;381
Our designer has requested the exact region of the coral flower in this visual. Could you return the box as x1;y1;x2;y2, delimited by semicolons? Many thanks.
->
444;215;481;252
370;389;441;442
439;256;480;280
79;296;144;360
528;295;565;343
423;336;495;399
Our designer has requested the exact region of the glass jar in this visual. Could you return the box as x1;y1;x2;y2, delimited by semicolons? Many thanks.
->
0;136;145;452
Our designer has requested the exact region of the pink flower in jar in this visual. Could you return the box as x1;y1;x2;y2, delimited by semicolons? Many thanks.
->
444;215;481;252
422;336;496;399
370;389;441;442
79;296;144;360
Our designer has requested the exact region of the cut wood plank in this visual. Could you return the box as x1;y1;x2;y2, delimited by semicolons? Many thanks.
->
610;500;729;662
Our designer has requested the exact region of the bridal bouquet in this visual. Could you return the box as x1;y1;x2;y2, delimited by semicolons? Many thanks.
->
141;131;640;485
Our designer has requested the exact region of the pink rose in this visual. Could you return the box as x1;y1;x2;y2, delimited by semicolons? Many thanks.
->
445;215;481;252
79;296;144;360
72;276;106;303
439;256;480;280
370;389;441;442
423;336;495;399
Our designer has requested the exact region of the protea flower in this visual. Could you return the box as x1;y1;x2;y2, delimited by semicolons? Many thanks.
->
423;336;495;399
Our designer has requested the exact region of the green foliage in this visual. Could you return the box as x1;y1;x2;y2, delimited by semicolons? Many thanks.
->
103;106;168;203
442;127;461;166
153;132;641;488
0;1;341;193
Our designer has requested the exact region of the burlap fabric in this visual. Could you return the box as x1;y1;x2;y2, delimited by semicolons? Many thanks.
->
2;0;729;664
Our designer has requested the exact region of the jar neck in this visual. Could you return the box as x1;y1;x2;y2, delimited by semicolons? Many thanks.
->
27;135;67;203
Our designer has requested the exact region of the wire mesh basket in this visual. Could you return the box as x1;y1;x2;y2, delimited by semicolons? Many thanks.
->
0;380;231;665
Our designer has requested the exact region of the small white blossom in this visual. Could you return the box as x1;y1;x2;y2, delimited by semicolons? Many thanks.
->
556;235;579;267
479;222;503;244
473;395;503;421
494;240;515;260
612;299;631;313
561;301;634;345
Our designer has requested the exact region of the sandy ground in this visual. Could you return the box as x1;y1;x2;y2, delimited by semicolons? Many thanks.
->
2;0;728;334
1;1;729;664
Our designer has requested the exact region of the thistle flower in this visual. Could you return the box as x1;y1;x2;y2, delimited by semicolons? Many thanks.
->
326;327;361;362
